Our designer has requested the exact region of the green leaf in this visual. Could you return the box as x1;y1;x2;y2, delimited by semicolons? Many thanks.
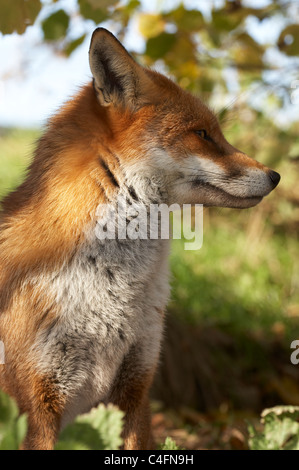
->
248;406;299;450
0;0;41;34
56;422;101;450
278;24;299;57
42;10;70;41
178;36;196;63
211;9;241;32
64;34;86;56
261;405;299;421
212;2;275;32
125;0;140;14
138;13;165;39
232;33;265;69
165;5;204;33
84;0;118;8
14;413;27;447
56;404;124;450
145;32;177;60
159;436;181;450
0;389;19;423
0;391;27;450
80;404;124;450
78;0;109;24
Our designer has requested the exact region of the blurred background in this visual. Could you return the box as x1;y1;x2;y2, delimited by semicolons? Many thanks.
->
0;0;299;449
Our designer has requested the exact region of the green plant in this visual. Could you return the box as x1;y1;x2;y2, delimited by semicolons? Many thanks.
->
56;404;125;450
159;437;181;450
0;389;124;450
248;406;299;450
0;390;27;450
1;0;299;141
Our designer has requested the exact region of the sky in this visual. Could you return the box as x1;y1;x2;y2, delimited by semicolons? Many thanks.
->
0;0;298;128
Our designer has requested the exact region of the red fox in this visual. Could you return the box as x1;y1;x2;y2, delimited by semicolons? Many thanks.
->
0;28;280;450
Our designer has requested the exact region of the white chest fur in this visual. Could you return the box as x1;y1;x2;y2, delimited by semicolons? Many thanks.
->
32;232;170;425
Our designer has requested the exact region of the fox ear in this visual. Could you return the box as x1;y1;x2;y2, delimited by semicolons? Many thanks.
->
89;28;150;109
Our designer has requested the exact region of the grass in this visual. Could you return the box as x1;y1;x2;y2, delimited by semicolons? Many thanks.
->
0;128;40;199
0;127;298;341
170;209;299;338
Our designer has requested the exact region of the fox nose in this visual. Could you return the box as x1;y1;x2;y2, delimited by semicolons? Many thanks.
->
268;170;281;188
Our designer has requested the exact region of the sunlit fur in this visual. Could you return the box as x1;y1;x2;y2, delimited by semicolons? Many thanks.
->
0;28;280;450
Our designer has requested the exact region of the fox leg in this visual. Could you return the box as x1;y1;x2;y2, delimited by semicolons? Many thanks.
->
122;395;154;451
20;375;65;450
109;346;157;450
111;372;155;450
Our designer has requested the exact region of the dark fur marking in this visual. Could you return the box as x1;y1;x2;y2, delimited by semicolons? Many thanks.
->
57;341;67;355
87;256;97;267
128;186;138;201
100;144;121;166
91;310;100;317
99;159;120;188
118;328;125;341
106;268;114;281
45;317;60;339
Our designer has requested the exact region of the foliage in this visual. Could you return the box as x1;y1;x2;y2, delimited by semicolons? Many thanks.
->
0;389;124;450
0;1;298;134
56;404;125;450
0;0;41;35
42;9;70;41
0;390;27;450
0;387;181;450
159;436;182;450
0;128;40;201
248;406;299;450
278;24;299;57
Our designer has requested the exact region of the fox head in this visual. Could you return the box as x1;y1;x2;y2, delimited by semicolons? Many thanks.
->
88;28;280;209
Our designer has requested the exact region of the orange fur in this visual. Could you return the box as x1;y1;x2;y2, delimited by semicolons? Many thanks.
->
0;28;280;450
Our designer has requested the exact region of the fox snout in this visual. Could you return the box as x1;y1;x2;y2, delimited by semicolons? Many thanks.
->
169;148;281;209
195;162;281;209
268;169;281;188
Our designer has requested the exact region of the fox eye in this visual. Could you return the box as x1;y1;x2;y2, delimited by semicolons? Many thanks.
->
195;129;209;140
